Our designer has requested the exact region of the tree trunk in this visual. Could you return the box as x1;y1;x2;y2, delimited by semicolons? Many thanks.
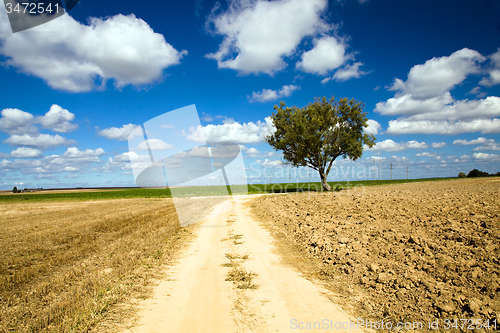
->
319;170;331;191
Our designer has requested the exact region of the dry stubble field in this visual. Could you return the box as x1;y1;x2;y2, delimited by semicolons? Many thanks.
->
0;197;224;333
253;178;500;330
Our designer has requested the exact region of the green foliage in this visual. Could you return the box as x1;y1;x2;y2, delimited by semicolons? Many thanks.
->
458;172;466;178
12;187;18;193
0;186;248;202
247;178;452;194
467;169;489;178
265;96;376;191
0;178;457;202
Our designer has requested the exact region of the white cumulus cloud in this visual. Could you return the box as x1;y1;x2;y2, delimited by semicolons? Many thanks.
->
246;147;260;156
10;147;42;158
0;105;78;135
415;152;437;157
453;137;488;145
187;117;275;144
0;108;37;135
367;139;428;152
376;48;500;135
479;48;500;87
364;119;381;135
4;134;76;149
333;62;368;81
249;85;300;102
296;36;349;75
379;96;500;122
106;151;151;171
386;118;500;135
63;147;105;158
454;137;500;151
262;159;283;168
137;139;173;151
205;0;330;75
431;142;447;148
36;104;78;133
388;48;485;100
473;140;500;151
0;11;187;92
0;148;107;176
98;124;139;141
113;152;140;162
375;93;454;117
472;152;500;161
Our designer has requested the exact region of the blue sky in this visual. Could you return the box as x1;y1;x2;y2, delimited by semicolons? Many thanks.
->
0;0;499;189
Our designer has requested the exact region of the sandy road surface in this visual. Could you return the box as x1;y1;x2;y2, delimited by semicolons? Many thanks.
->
122;195;365;333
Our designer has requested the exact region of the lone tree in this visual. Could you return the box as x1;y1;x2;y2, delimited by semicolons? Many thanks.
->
265;96;376;191
12;186;18;193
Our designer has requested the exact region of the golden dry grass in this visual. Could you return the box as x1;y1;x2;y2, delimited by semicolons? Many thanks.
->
0;198;192;332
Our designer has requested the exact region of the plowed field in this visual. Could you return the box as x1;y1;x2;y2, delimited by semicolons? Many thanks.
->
253;178;500;329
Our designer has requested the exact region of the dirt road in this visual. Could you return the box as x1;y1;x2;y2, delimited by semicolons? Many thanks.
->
122;195;364;333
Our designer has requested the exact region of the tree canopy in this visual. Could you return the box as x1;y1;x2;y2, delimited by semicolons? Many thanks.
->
467;169;490;178
265;96;376;191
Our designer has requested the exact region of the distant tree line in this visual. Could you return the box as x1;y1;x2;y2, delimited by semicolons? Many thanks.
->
12;187;42;193
458;169;500;178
